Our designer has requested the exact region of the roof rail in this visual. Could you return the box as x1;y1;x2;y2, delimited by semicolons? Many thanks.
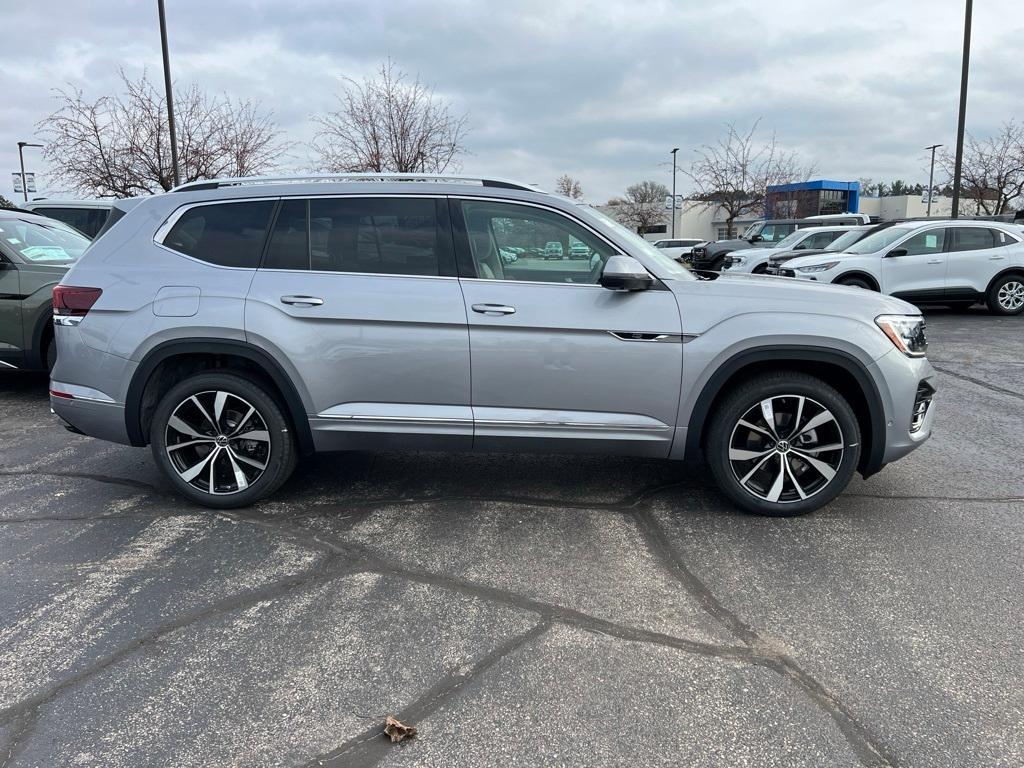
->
170;173;541;193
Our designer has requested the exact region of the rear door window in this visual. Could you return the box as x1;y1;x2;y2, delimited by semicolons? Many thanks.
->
950;227;996;252
308;197;445;276
163;201;275;268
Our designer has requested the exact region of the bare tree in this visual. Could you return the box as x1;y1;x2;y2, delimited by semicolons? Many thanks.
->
312;60;469;174
38;70;288;197
608;180;669;234
682;120;815;238
554;174;583;199
940;121;1024;215
0;194;16;209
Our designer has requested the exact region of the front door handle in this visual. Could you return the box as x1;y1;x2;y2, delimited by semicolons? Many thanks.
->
989;255;1006;260
280;295;324;307
927;259;943;265
472;303;516;316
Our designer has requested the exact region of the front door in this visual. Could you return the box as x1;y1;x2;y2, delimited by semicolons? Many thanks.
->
454;198;682;457
245;195;472;451
881;226;949;300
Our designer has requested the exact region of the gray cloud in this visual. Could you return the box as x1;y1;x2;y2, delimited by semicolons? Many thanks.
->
2;0;1021;202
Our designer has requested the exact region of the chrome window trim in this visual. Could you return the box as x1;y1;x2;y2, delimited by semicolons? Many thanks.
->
459;277;606;289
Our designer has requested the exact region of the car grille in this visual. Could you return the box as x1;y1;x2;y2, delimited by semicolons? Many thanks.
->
910;381;936;433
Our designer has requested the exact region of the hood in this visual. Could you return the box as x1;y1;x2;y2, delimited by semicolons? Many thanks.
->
768;247;829;263
670;271;918;334
729;246;782;259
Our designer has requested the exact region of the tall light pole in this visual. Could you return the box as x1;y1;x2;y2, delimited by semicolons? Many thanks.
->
925;143;942;217
950;0;973;219
17;141;43;202
670;147;679;238
158;0;181;187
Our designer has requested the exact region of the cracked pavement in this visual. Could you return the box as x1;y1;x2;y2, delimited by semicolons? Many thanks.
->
0;308;1022;767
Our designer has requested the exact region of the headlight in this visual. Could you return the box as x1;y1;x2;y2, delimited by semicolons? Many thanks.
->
729;255;746;266
795;262;839;273
876;314;927;357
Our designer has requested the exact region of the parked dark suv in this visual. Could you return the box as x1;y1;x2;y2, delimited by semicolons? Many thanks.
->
0;208;91;371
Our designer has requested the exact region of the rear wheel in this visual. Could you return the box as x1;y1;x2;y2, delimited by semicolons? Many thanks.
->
150;372;297;508
705;372;860;517
986;274;1024;315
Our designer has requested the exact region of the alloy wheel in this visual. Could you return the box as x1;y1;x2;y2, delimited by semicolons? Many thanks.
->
996;280;1024;311
728;395;845;504
164;390;271;495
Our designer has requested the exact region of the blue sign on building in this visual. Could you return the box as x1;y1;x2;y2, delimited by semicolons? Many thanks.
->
765;179;860;218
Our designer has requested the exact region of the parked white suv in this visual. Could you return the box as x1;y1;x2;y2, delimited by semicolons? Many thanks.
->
722;226;852;274
780;220;1024;314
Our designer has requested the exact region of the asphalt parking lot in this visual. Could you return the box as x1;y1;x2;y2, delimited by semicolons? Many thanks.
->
0;308;1021;768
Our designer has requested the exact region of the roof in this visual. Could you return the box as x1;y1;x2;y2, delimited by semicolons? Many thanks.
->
22;199;117;209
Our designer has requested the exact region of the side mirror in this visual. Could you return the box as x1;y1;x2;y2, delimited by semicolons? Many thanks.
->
887;248;908;257
749;234;763;242
600;255;654;291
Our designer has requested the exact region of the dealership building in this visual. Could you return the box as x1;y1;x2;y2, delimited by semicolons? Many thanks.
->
650;179;954;242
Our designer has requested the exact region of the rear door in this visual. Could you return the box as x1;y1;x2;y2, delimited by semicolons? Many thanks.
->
880;226;949;299
945;227;1019;297
453;198;682;457
245;195;472;451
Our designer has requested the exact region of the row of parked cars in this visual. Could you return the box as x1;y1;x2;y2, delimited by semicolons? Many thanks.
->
681;213;1024;316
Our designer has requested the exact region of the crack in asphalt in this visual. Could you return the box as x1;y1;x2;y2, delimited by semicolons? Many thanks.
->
0;468;161;494
0;552;353;767
2;467;966;767
303;620;554;768
932;364;1024;402
632;509;897;768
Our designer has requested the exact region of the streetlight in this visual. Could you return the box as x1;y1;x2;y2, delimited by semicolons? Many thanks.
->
670;147;679;238
925;143;942;217
158;0;181;187
17;141;43;202
950;0;973;219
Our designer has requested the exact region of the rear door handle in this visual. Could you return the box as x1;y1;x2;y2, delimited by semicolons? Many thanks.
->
927;259;943;265
280;295;324;307
989;255;1006;260
471;303;516;316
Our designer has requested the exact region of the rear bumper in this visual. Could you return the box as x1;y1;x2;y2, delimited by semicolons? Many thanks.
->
50;392;132;446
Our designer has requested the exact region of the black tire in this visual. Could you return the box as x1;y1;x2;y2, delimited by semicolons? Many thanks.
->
985;273;1024;316
45;338;57;373
705;372;861;517
150;372;297;509
836;276;874;290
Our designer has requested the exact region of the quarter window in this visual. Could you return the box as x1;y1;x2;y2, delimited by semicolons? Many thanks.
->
163;201;275;268
900;228;945;256
460;200;615;284
308;197;442;276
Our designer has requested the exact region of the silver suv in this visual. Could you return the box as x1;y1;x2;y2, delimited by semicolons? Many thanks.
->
50;174;936;516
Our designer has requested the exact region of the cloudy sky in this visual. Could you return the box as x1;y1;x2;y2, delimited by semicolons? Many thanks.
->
2;0;1021;202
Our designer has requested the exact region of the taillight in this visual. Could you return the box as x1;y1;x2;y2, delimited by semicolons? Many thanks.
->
53;286;102;326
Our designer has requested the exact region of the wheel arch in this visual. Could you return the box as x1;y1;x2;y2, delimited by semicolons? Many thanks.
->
833;271;880;291
684;346;886;477
28;302;54;370
985;267;1024;294
124;339;314;455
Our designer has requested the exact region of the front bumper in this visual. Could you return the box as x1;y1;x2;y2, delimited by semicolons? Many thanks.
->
873;350;937;467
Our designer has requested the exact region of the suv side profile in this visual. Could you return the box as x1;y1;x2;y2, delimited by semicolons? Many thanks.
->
780;220;1024;314
52;174;936;517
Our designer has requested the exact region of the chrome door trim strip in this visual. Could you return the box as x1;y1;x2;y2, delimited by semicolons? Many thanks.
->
316;413;472;427
0;360;17;369
607;331;681;343
475;419;670;432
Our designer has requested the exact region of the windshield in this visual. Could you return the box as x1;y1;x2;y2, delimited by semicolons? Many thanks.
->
843;226;913;255
0;216;90;264
773;229;811;249
824;228;869;252
586;207;692;278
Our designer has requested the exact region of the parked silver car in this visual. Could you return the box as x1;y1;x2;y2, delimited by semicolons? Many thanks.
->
51;174;936;516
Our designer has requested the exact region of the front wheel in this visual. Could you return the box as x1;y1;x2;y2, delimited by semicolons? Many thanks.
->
705;372;861;517
986;274;1024;315
150;372;297;508
837;276;874;290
